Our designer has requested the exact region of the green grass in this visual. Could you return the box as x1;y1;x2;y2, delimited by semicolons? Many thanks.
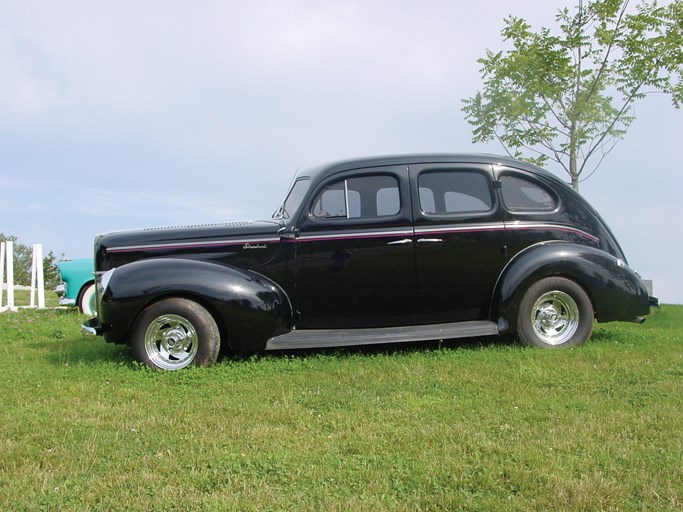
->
4;288;60;308
0;306;681;511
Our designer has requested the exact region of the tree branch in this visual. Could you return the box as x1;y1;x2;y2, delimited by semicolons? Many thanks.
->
578;78;646;177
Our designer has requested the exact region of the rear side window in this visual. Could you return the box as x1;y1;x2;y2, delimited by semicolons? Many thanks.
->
312;175;400;219
501;176;556;212
418;170;493;215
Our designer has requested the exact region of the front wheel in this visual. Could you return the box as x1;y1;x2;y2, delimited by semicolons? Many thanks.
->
130;298;220;370
517;277;593;348
78;282;96;316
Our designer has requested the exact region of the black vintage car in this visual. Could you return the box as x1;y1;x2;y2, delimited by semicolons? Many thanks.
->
83;154;656;370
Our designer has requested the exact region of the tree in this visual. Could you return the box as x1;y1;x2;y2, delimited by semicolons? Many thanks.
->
0;233;61;289
462;0;683;191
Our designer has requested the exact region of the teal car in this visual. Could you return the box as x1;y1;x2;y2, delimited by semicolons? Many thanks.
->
55;259;96;315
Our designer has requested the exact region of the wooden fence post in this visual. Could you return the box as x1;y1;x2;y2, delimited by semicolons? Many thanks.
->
1;241;17;312
30;244;46;309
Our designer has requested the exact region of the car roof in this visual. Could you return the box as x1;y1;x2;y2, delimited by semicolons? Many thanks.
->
296;153;560;184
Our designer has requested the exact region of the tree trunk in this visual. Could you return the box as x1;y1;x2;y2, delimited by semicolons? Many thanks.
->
567;106;581;192
569;133;579;192
571;172;579;192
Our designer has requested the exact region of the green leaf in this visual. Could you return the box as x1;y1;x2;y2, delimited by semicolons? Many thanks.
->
462;0;683;191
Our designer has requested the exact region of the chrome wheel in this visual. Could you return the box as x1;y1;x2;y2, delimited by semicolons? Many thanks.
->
517;277;593;348
143;314;199;370
131;298;220;370
530;290;579;346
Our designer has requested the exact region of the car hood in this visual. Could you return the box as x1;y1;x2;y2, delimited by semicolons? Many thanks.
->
94;220;284;271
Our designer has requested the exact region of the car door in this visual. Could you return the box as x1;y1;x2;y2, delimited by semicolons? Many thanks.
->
410;163;507;324
293;166;417;329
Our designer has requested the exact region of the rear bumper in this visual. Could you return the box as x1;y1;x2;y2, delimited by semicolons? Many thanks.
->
633;296;659;324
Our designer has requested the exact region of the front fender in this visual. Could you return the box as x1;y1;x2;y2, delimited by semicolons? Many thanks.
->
492;242;650;332
99;258;293;350
56;259;94;301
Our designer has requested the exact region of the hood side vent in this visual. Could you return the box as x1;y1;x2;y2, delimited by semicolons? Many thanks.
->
143;220;254;231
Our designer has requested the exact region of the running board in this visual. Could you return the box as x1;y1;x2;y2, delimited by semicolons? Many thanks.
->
265;320;499;351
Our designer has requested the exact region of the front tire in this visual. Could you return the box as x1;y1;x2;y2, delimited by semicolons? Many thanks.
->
130;298;220;370
517;277;593;348
78;282;96;316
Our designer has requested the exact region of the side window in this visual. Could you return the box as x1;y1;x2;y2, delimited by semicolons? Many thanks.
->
312;175;400;219
501;176;556;212
418;170;493;215
376;186;400;216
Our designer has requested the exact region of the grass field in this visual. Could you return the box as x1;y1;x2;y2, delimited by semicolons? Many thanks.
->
2;287;60;309
0;303;680;511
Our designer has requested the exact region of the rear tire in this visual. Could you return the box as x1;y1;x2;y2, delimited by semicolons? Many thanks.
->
517;277;593;348
130;298;220;370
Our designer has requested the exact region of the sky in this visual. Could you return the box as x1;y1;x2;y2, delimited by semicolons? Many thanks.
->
1;0;681;304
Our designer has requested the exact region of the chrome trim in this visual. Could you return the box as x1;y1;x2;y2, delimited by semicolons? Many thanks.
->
82;324;98;336
297;229;414;242
344;179;350;219
59;297;76;307
107;237;281;253
101;268;116;292
504;222;600;243
387;239;413;245
417;238;443;243
415;222;504;235
81;318;103;337
143;220;254;231
106;222;598;253
413;221;599;243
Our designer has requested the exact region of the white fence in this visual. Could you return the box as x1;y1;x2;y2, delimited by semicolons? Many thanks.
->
1;241;46;312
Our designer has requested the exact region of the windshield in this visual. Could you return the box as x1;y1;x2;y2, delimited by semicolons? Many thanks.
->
273;178;310;220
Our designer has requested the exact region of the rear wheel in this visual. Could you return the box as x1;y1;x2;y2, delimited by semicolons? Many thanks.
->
130;298;220;370
517;277;593;348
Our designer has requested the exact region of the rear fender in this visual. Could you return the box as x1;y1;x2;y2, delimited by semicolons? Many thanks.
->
99;258;293;350
492;242;650;332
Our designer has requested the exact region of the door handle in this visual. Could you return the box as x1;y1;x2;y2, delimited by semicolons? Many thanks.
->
417;238;443;243
387;238;413;245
